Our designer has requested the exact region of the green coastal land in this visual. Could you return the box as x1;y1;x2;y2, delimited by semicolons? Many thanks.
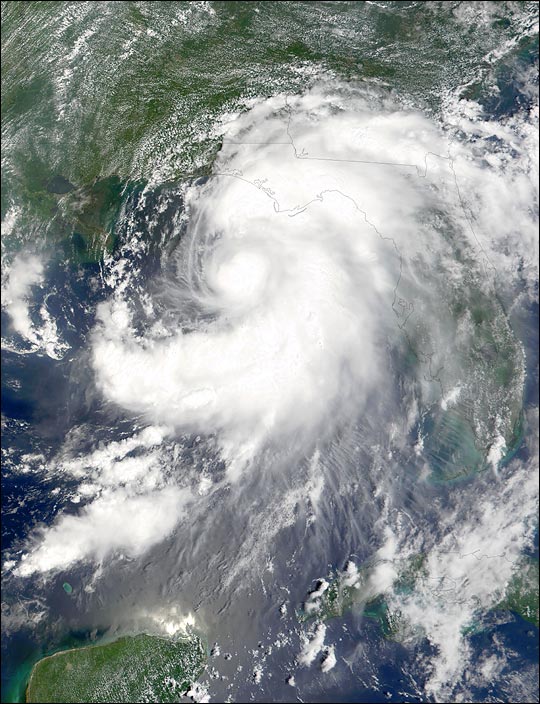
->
25;633;206;703
300;555;539;641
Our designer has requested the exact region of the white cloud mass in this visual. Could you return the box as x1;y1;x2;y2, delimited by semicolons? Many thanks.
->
91;86;537;480
11;84;538;702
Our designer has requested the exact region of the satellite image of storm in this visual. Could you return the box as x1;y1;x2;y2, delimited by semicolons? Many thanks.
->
1;2;539;703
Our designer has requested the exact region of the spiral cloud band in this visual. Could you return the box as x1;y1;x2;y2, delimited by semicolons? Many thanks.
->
91;87;475;474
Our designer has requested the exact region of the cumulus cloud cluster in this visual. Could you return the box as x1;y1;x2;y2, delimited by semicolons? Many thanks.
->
16;485;189;577
1;253;69;359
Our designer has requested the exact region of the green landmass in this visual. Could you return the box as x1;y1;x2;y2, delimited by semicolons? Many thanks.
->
297;557;424;642
25;633;206;703
300;555;539;642
407;272;525;483
495;558;539;628
2;2;536;262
